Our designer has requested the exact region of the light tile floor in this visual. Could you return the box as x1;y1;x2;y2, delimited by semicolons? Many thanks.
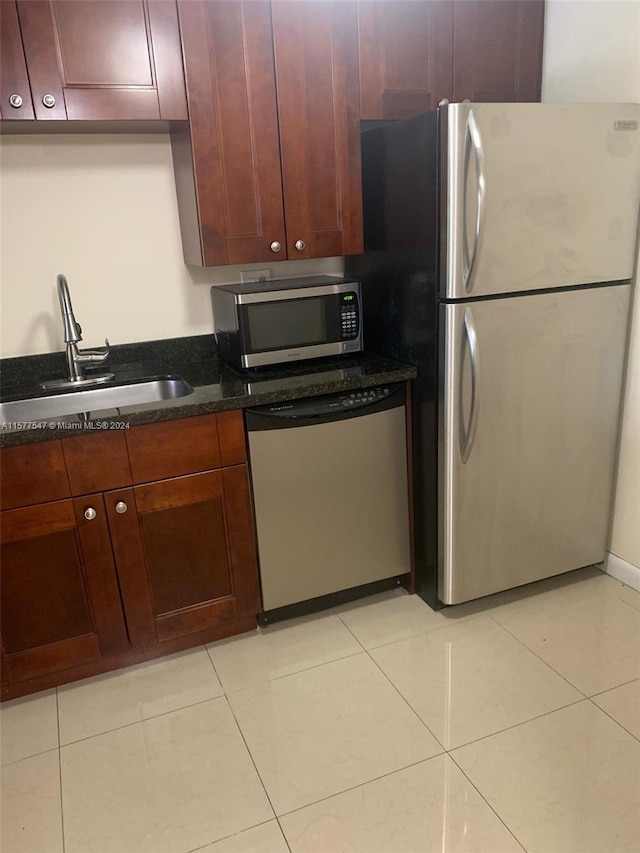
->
1;566;639;853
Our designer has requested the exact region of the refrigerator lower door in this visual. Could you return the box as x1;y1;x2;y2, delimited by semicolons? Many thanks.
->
439;284;630;604
443;102;640;299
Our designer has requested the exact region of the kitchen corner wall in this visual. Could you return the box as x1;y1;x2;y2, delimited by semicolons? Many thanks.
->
542;0;640;576
0;134;342;358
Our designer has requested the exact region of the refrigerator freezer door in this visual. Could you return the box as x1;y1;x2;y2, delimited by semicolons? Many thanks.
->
439;284;630;604
443;103;640;299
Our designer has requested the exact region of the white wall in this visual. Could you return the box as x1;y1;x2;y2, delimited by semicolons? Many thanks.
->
542;0;640;573
0;134;342;358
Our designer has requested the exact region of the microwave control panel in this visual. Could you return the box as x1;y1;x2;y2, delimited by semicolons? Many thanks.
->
340;292;360;340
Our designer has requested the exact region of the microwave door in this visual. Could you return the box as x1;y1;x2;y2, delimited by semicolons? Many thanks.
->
238;290;362;367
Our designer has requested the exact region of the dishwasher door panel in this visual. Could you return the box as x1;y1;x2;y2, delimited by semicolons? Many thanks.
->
248;406;411;611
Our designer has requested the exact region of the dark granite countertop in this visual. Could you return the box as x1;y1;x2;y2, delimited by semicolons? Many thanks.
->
0;335;416;447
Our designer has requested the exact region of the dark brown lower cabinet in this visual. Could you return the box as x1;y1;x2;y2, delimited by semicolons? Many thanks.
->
1;461;260;699
105;466;260;649
0;495;129;685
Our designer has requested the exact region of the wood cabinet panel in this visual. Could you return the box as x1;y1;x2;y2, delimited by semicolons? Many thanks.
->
0;0;35;120
104;486;158;649
217;410;247;467
15;0;187;121
126;414;221;483
53;1;154;85
14;0;67;119
0;496;129;685
72;496;132;655
222;464;261;619
62;431;132;495
271;0;363;259
358;0;453;120
174;0;286;266
108;471;247;647
0;441;70;510
453;0;544;102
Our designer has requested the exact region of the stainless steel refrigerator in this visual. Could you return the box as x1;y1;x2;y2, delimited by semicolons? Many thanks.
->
346;102;640;606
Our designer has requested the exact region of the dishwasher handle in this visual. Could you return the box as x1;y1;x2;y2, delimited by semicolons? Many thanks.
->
245;383;406;431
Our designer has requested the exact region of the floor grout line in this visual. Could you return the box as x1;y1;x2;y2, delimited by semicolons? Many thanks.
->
211;648;367;698
181;818;280;853
617;595;640;614
586;695;640;743
56;692;227;749
354;616;589;756
448;751;529;852
223;693;279;822
446;697;587;754
485;612;590;698
588;675;640;699
1;744;61;769
336;614;448;751
274;754;447;820
55;687;66;853
337;612;485;654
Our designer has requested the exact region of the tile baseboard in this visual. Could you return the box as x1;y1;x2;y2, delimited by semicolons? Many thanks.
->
603;552;640;592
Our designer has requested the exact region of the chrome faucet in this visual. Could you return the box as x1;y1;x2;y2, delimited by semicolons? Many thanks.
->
42;275;113;388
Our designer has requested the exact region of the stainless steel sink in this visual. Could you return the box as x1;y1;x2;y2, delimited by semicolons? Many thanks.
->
0;377;194;423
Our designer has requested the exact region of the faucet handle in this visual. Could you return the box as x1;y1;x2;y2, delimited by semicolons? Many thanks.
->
76;339;110;364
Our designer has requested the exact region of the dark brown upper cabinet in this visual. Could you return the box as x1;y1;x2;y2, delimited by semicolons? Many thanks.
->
357;0;544;123
453;0;545;103
0;1;35;120
12;0;187;121
172;0;363;267
357;0;453;121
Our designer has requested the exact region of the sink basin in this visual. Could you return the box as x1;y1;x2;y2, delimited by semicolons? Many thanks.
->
0;376;194;423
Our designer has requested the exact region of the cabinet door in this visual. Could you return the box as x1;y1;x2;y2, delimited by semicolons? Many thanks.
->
271;0;363;258
0;0;35;120
106;467;260;648
173;0;286;266
358;0;453;120
16;0;187;120
452;0;544;103
0;496;129;687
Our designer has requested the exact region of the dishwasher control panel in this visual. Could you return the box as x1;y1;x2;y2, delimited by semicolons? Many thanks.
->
247;384;403;425
339;387;390;408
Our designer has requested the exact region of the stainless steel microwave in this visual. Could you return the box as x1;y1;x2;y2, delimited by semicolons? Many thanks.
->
211;275;363;368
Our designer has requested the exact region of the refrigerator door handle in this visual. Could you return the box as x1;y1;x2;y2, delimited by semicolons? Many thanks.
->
459;307;480;463
462;109;486;294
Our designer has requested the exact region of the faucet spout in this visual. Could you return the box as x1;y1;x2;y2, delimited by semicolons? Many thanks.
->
44;273;113;386
57;274;82;344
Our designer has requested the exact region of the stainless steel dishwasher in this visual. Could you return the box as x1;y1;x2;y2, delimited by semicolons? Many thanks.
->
246;384;411;618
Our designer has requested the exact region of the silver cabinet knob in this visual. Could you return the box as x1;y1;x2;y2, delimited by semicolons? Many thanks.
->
84;507;97;521
294;239;306;251
9;94;23;108
270;241;281;253
115;501;128;514
42;93;56;108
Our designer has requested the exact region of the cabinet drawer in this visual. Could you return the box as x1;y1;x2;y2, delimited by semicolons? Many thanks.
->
0;441;70;509
216;410;247;467
126;414;221;483
62;431;132;495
